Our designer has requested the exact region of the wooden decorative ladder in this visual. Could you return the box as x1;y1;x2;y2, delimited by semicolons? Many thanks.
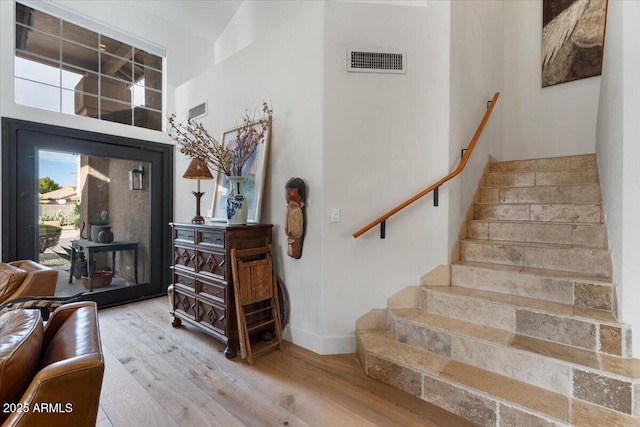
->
230;245;283;365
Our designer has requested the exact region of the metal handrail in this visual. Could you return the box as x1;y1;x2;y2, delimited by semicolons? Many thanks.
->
353;92;500;239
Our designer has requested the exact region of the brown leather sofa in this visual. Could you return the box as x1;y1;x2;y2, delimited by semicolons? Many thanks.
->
0;301;104;426
0;260;58;304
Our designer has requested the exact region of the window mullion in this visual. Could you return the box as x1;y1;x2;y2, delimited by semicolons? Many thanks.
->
14;2;163;130
58;17;63;114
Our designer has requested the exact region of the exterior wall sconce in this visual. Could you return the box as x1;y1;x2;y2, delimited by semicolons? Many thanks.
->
129;164;144;190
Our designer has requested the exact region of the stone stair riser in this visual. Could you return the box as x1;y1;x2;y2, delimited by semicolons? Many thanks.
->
600;324;632;357
451;263;613;310
573;369;635;415
484;171;536;188
452;334;572;394
487;155;596;174
535;169;598;186
391;315;452;358
452;263;574;305
467;221;607;248
474;203;602;223
422;375;499;426
420;288;628;355
484;169;598;188
479;184;600;205
516;309;596;351
459;241;610;277
421;288;515;331
389;314;572;394
524;246;610;277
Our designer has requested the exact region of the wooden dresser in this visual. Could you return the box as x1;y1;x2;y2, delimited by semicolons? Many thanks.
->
169;222;272;358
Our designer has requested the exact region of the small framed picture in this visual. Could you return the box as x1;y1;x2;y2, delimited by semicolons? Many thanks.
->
210;122;270;223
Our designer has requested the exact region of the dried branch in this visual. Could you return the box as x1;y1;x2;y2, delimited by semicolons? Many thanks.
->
168;102;272;177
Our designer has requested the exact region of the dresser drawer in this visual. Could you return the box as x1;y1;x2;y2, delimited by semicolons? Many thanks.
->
174;227;195;244
196;248;226;280
197;298;227;335
173;269;196;292
173;245;197;271
173;288;197;320
198;229;225;248
199;277;226;303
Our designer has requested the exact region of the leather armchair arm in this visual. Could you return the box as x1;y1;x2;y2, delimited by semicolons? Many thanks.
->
1;354;104;427
6;261;57;301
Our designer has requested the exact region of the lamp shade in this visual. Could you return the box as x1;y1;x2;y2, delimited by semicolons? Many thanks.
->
183;158;213;180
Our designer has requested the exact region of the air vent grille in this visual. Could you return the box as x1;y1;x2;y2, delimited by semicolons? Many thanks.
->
188;102;207;119
347;49;406;74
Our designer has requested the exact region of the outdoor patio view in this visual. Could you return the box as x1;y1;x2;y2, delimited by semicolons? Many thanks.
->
38;150;150;297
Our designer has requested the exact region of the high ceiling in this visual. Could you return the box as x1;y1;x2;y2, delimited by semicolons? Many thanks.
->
128;0;243;43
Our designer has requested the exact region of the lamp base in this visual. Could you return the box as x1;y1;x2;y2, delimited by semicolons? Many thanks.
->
191;190;206;224
191;216;206;224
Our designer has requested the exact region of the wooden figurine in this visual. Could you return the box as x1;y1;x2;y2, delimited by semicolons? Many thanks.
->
285;177;306;259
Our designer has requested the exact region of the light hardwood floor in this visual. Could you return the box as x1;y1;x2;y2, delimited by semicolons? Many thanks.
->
96;297;474;427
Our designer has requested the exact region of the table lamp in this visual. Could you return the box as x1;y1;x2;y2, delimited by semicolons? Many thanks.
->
183;158;213;224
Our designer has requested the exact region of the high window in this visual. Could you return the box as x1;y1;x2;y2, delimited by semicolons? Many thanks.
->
14;2;164;131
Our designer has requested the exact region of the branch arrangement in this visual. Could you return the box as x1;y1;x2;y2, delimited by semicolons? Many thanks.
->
169;102;273;177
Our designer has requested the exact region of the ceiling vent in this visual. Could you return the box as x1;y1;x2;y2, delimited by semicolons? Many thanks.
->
347;48;406;74
188;101;207;119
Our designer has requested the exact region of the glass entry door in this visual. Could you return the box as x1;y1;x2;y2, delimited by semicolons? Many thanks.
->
2;117;173;307
38;149;152;298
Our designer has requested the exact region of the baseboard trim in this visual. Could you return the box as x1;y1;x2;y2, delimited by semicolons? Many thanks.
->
286;325;356;355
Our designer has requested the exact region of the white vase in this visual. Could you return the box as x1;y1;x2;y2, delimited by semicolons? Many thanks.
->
226;176;248;225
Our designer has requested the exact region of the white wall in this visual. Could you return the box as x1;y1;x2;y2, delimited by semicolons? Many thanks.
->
449;0;504;253
502;0;600;161
0;0;215;144
321;1;451;352
596;0;640;356
215;1;320;64
175;2;327;352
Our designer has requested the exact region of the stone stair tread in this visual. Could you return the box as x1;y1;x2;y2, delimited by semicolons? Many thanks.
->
358;329;570;422
424;285;618;323
453;260;613;285
358;328;450;375
390;308;640;379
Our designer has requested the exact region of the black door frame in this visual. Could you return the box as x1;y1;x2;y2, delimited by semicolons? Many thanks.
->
2;117;173;307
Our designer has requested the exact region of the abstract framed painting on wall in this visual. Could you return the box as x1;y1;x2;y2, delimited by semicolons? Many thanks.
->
542;0;608;87
210;124;271;223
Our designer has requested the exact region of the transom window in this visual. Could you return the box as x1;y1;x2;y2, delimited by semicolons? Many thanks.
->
14;2;164;131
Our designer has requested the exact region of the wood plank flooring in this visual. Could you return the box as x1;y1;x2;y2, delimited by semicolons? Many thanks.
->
96;297;475;427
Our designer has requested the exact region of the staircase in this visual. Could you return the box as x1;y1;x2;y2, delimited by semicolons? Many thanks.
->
356;154;640;426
